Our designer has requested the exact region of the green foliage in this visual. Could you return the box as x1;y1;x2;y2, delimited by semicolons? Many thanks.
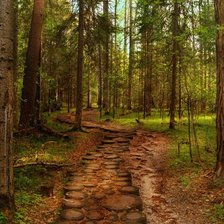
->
14;166;47;191
213;204;224;221
16;191;42;206
180;175;190;188
0;212;7;224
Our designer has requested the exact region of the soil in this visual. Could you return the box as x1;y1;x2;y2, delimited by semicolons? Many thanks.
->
22;109;224;224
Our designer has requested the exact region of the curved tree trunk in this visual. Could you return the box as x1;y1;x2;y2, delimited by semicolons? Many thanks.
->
0;0;15;212
214;0;224;176
19;0;44;129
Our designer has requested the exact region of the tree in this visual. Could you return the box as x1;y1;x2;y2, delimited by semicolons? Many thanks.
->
19;0;44;129
75;0;84;130
169;1;179;129
127;0;133;110
214;0;224;176
0;0;15;212
103;0;110;114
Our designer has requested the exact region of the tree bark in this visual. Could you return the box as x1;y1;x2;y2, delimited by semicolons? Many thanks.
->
0;0;15;211
103;0;109;114
19;0;44;129
75;0;84;130
127;0;133;110
169;1;179;129
214;0;224;176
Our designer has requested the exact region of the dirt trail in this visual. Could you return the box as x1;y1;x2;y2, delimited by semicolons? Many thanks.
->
54;110;210;224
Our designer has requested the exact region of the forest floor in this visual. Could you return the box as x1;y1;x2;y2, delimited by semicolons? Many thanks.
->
12;109;224;224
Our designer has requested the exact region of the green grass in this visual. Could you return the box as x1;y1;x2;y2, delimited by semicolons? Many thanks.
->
112;111;216;169
42;109;73;132
0;212;7;224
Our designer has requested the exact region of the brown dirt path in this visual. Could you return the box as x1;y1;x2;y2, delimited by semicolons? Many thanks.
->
44;109;212;224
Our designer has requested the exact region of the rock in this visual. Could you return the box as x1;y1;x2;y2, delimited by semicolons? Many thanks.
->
121;211;146;223
66;191;86;199
102;194;142;211
64;184;84;192
104;161;119;166
102;140;115;144
120;186;139;195
107;213;119;221
62;199;85;209
82;155;95;160
117;171;131;177
87;210;104;220
104;154;118;159
116;177;131;181
94;192;105;199
61;209;84;221
105;165;118;170
84;183;97;188
115;181;130;186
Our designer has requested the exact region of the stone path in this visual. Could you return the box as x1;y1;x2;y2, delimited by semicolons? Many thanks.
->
56;127;146;224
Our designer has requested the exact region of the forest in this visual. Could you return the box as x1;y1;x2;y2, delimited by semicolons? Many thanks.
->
0;0;224;223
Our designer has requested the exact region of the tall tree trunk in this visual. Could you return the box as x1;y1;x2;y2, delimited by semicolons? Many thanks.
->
75;0;84;130
127;0;133;110
112;0;118;119
19;0;44;129
103;0;109;114
0;0;15;213
169;1;179;129
214;0;224;176
98;44;102;118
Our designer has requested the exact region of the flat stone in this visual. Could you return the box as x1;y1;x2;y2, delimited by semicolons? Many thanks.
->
102;194;142;211
62;199;85;209
104;161;119;165
64;184;84;191
120;186;139;195
86;204;99;210
94;192;105;199
104;149;114;155
69;176;84;182
116;177;131;181
102;140;115;144
82;155;95;160
107;213;119;221
87;210;104;220
114;137;130;143
105;165;118;170
117;172;131;177
115;181;130;186
122;211;146;223
94;153;103;157
66;191;86;199
85;169;95;173
61;209;84;221
105;154;119;159
114;158;123;162
84;183;97;188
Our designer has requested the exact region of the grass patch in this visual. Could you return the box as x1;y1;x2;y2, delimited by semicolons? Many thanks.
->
0;212;7;224
112;111;216;170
